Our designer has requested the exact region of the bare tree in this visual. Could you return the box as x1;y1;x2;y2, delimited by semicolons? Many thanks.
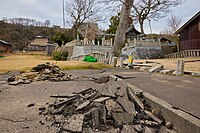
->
45;20;51;27
161;15;182;34
2;17;50;27
102;0;134;56
132;0;184;34
100;0;134;56
65;0;101;38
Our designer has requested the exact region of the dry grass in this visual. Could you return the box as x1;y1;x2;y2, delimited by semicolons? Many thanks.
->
0;54;111;74
133;57;200;72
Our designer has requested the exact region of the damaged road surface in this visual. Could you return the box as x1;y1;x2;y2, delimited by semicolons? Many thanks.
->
0;67;177;133
0;75;103;133
39;77;173;133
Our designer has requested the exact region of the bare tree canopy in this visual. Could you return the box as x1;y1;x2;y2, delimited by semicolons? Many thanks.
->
65;0;102;38
161;15;182;35
132;0;185;34
2;17;51;27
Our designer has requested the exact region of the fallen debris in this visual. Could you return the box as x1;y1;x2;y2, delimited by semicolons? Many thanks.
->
144;110;163;125
39;79;170;132
62;114;84;132
7;62;76;85
148;65;164;73
127;87;144;110
139;67;151;72
93;76;109;84
159;69;174;75
121;125;137;133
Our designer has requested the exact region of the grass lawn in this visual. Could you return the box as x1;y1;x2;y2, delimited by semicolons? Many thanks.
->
0;53;111;74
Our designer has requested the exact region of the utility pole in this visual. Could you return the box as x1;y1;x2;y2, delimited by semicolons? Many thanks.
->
148;19;153;39
148;19;152;35
62;0;65;28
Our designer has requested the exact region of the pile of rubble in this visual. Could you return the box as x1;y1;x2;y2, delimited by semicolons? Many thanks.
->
39;79;172;133
7;63;75;85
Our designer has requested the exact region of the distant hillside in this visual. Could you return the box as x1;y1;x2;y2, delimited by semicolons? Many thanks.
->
0;21;64;50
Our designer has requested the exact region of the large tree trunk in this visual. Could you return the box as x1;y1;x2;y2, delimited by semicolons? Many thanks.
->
72;23;80;39
112;0;134;56
139;20;144;34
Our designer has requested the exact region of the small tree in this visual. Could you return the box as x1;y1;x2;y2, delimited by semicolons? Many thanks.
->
106;13;120;34
53;32;72;47
161;15;182;35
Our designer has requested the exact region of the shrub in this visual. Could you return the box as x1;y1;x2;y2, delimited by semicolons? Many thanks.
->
53;51;68;61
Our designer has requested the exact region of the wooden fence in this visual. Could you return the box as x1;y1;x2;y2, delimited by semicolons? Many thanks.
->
165;50;200;58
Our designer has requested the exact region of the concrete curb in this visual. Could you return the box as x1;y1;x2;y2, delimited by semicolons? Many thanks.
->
109;75;200;133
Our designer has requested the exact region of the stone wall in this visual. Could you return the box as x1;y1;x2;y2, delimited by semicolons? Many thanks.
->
135;46;164;59
123;45;164;59
72;45;112;58
62;46;75;60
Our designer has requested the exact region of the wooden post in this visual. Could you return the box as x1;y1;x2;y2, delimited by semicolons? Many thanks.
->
119;56;124;68
104;52;108;64
109;54;113;65
197;51;200;57
189;51;191;57
113;57;117;67
193;51;196;57
110;38;113;46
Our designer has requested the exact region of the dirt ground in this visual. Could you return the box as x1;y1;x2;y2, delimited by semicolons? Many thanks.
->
132;57;200;72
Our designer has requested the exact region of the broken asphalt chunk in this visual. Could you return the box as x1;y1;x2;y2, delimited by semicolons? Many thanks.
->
73;88;93;95
144;110;163;125
62;114;84;132
116;97;136;117
93;76;109;84
127;87;144;110
93;97;111;102
112;112;134;125
121;125;137;133
75;100;90;111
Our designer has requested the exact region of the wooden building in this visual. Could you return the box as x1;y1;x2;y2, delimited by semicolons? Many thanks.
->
125;25;142;43
175;11;200;51
28;36;49;51
0;40;13;53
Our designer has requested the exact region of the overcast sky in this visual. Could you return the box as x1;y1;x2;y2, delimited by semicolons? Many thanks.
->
0;0;199;33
